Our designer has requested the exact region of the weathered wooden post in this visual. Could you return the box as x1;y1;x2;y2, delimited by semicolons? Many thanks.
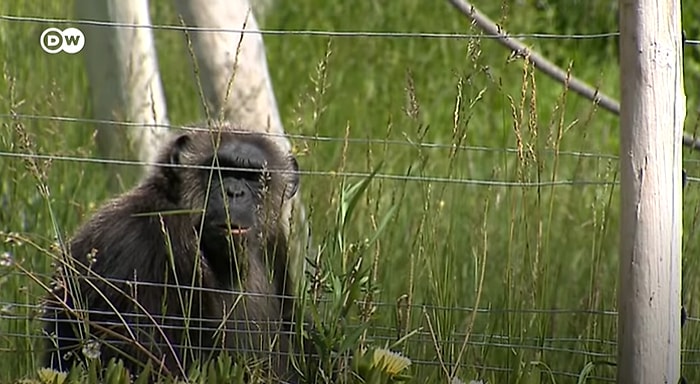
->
618;0;685;382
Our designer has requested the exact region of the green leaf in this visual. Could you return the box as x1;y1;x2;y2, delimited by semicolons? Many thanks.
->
339;162;384;233
366;204;399;246
576;361;616;384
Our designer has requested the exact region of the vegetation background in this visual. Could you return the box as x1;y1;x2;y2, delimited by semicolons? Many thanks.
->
1;0;700;382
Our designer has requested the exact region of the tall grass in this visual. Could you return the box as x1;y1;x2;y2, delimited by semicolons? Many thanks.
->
2;0;700;382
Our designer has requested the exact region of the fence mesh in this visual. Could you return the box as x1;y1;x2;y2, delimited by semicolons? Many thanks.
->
2;4;699;383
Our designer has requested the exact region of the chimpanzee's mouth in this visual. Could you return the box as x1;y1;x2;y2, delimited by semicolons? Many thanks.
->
220;224;250;235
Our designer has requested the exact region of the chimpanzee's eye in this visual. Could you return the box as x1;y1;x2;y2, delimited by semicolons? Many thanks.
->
230;169;261;183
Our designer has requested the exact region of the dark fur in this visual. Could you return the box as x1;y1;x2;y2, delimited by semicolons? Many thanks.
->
42;123;304;382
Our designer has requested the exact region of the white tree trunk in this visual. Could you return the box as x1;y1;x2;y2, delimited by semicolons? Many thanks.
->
173;0;290;153
618;0;684;382
75;0;169;181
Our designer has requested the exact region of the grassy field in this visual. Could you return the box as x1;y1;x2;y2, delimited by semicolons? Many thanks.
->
2;0;700;382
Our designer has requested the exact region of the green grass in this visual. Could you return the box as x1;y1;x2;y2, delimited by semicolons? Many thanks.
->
2;0;700;382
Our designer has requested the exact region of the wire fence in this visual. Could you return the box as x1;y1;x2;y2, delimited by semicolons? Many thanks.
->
3;269;700;382
0;133;624;382
5;115;700;186
0;269;623;382
1;5;697;383
0;15;623;40
3;14;700;47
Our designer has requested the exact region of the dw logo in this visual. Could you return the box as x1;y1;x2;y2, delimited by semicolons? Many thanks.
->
40;27;85;54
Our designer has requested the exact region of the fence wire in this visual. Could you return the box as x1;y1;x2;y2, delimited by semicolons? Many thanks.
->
0;15;623;41
1;5;696;383
2;13;700;47
1;113;622;160
0;269;621;382
2;279;699;383
4;114;700;185
0;96;690;383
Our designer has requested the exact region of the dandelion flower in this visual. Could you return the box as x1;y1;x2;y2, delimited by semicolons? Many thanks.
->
372;348;412;375
37;368;67;384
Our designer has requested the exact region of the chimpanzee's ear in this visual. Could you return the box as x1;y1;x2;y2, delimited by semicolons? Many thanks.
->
170;134;191;165
160;134;192;202
285;155;300;199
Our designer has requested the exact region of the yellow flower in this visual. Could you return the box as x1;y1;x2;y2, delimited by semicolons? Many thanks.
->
372;348;412;375
36;368;67;384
